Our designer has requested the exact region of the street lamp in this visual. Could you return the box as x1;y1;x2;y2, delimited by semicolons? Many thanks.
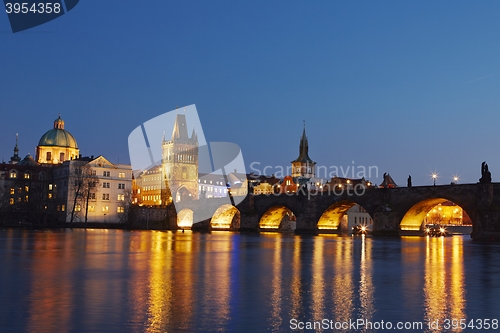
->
453;176;459;184
432;173;438;186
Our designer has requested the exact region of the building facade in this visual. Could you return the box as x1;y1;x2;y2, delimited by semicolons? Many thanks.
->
161;114;199;203
55;156;132;223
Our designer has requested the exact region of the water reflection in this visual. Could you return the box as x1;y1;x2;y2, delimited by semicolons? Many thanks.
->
424;236;465;333
0;229;494;333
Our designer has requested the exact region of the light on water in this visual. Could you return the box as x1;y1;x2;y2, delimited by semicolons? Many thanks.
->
0;229;499;332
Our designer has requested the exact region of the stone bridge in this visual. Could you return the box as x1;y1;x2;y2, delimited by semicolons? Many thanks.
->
170;183;500;241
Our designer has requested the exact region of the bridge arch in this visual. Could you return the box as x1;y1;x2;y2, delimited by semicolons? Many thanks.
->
259;206;296;231
211;204;240;230
177;208;194;228
400;198;473;231
317;200;373;232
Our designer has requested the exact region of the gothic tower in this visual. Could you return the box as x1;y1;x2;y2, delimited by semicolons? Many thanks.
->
161;114;199;203
291;124;316;178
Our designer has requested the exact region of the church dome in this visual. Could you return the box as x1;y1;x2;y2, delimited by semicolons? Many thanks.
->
38;116;78;148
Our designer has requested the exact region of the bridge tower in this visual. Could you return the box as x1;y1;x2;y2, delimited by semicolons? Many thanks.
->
161;114;199;203
291;123;316;178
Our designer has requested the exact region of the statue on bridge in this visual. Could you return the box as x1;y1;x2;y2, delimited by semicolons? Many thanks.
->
407;175;412;188
479;161;492;184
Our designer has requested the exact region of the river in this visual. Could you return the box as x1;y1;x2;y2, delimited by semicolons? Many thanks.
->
0;229;499;332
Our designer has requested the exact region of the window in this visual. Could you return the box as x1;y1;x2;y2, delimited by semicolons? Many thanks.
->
48;193;53;199
46;152;52;161
117;194;125;201
118;172;125;178
103;171;110;177
102;206;109;213
75;204;81;212
39;172;46;181
60;152;65;161
90;193;96;200
91;170;96;176
9;170;17;179
24;186;29;192
24;172;30;179
10;188;14;195
117;206;124;213
9;198;14;205
48;184;53;191
102;193;110;200
61;205;65;212
118;183;125;189
88;205;95;212
103;182;110;188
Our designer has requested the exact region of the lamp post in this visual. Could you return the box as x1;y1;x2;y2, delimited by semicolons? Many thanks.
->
453;176;458;184
432;173;438;186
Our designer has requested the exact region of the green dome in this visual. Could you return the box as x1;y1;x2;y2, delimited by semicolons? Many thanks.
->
38;116;78;148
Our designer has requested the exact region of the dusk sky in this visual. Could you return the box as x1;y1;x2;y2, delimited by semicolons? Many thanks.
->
2;1;500;186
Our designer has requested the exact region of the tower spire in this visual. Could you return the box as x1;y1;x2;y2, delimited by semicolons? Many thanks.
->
10;133;21;164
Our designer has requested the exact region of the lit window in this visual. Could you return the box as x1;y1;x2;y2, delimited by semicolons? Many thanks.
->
24;172;30;179
102;206;109;212
10;188;14;195
88;205;95;212
25;186;29;192
75;204;81;212
9;170;17;179
118;172;125;178
117;206;124;213
117;194;125;201
61;205;65;212
48;193;52;199
9;198;14;205
48;184;53;191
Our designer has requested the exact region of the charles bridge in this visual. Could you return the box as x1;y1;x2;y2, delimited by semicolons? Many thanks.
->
144;182;500;241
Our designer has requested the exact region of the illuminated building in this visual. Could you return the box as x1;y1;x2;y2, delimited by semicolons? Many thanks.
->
161;114;199;203
36;116;79;164
54;156;132;223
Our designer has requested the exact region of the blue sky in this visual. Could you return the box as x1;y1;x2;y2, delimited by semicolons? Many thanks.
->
1;1;500;185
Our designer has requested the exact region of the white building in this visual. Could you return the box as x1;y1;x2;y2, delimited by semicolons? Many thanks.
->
55;156;132;223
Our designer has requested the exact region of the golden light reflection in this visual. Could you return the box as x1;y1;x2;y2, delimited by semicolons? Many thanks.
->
290;239;302;320
269;238;283;331
424;237;466;333
199;233;232;329
311;237;325;322
359;235;375;323
332;240;354;323
146;231;173;332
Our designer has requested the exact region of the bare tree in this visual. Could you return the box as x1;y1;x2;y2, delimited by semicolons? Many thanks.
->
69;161;99;224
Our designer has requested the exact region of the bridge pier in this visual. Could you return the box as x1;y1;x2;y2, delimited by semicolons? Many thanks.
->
372;211;400;236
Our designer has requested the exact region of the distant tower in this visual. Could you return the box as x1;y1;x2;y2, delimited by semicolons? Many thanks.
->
291;123;316;178
9;133;21;164
161;114;199;203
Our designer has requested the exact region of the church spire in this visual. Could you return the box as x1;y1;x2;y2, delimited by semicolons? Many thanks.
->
10;133;21;164
292;123;314;164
